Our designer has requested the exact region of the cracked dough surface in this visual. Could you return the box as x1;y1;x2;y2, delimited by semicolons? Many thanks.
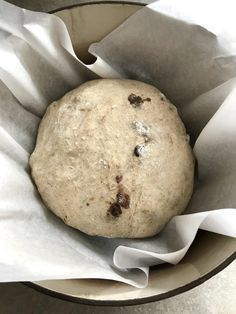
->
30;79;194;238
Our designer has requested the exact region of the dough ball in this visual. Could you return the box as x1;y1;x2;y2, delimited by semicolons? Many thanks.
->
30;79;194;238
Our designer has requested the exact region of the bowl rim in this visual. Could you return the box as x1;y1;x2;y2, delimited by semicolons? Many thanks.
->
49;0;145;14
24;252;235;306
25;0;235;306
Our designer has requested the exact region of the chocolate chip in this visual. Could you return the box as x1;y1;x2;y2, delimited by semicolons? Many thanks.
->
107;203;122;217
134;146;140;157
128;94;151;108
116;192;130;209
86;202;90;206
115;175;123;184
134;144;145;157
128;93;143;107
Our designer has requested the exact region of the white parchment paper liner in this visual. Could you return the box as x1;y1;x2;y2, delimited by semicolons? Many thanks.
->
0;0;235;288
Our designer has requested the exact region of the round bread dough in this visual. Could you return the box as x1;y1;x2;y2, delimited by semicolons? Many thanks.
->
30;79;194;238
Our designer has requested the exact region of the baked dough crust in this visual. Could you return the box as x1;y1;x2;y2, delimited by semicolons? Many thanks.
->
30;79;194;238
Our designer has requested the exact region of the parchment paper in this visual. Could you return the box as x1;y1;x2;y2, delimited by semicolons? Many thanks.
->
0;0;235;288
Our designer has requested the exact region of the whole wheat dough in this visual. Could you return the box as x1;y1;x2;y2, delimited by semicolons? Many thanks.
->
30;79;194;238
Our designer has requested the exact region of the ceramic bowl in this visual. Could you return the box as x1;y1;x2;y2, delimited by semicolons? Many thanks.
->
27;2;236;306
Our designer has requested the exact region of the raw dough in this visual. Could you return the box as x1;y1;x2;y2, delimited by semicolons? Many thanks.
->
30;79;194;238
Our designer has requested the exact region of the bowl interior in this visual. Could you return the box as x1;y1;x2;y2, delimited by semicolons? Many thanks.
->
32;2;236;305
54;2;142;64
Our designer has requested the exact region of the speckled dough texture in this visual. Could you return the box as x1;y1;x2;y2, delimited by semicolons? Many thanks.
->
30;79;195;238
